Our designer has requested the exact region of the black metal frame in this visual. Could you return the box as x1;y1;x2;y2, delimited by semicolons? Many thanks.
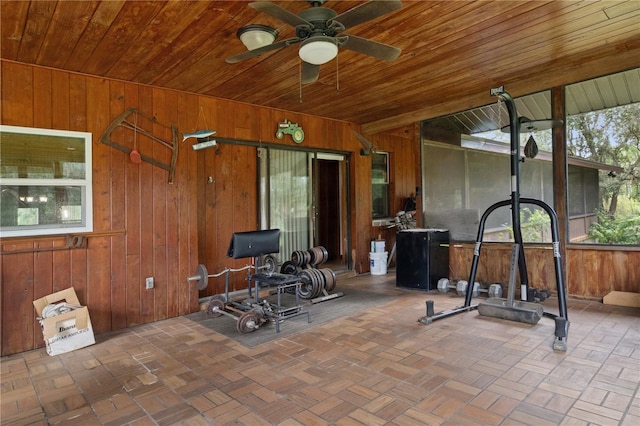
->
420;86;570;351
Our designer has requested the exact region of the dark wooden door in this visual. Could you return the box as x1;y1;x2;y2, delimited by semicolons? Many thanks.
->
316;159;340;261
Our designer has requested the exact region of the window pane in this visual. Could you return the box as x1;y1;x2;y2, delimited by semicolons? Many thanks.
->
268;149;310;262
584;170;599;213
371;152;390;218
422;89;555;242
468;150;510;230
372;183;389;218
568;167;584;216
1;185;85;228
371;153;388;183
1;131;86;179
424;145;465;210
565;101;639;244
0;125;92;237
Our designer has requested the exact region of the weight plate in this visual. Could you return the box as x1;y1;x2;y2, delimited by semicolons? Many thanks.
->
307;247;318;266
262;254;277;274
195;264;209;290
310;246;328;266
236;311;260;334
319;268;336;292
206;298;225;318
291;250;305;267
296;270;315;299
211;294;226;303
320;246;328;262
309;268;324;298
280;260;298;275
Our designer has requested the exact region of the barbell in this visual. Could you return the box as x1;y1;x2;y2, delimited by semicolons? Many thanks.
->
187;255;277;290
436;278;503;298
205;295;263;333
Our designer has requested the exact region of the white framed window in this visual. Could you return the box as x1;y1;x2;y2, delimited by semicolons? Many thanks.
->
372;152;390;219
0;125;93;237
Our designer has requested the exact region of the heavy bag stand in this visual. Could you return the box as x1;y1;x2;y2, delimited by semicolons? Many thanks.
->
419;86;570;351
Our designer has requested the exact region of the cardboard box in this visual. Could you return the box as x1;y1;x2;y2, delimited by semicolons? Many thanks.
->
33;287;95;356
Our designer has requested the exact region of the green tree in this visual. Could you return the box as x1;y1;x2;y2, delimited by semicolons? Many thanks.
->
588;209;640;244
567;104;640;217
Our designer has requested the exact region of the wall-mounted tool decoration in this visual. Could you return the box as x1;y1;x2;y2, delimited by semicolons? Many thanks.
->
1;234;87;255
100;107;179;183
183;130;217;151
276;119;304;143
351;129;377;156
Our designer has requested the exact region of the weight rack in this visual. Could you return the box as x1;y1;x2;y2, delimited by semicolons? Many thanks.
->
188;230;311;334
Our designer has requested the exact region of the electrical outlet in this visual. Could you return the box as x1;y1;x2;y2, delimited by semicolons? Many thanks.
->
145;277;154;289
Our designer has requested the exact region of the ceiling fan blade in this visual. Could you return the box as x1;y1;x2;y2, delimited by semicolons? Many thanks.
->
332;0;402;31
342;35;401;61
249;1;311;27
226;37;300;64
301;62;320;84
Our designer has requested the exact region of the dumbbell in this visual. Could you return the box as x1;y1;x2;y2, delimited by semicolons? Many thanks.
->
436;278;503;298
463;281;503;298
436;278;474;296
482;283;503;298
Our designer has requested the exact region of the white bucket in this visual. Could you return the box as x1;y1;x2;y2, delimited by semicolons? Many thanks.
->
370;251;388;275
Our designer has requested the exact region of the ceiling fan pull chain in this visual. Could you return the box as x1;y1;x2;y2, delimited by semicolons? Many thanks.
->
299;60;303;103
335;53;340;93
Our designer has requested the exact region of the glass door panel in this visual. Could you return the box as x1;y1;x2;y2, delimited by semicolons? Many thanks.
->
259;147;350;270
266;149;312;263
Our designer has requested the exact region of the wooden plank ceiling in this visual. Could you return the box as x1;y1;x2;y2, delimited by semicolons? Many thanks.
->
2;0;639;133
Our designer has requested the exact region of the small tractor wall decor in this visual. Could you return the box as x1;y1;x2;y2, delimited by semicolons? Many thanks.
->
276;119;305;143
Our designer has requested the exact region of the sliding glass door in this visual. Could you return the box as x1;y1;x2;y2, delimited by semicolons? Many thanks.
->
259;147;350;270
262;148;312;263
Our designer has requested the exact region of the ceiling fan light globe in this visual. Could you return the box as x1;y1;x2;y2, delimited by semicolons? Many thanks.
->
299;38;338;65
237;25;278;50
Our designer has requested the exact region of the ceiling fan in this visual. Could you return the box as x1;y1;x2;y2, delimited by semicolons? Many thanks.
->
226;1;403;84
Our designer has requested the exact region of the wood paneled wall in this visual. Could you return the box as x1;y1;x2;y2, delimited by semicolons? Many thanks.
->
0;61;420;355
449;243;640;298
1;62;201;355
367;125;421;265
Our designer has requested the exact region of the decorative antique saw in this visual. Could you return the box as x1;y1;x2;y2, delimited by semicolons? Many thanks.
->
226;0;402;84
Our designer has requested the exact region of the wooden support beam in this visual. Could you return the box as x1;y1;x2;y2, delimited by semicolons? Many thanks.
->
552;86;569;287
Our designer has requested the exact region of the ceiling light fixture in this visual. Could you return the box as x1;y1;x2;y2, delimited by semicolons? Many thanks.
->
298;36;338;65
236;24;278;50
